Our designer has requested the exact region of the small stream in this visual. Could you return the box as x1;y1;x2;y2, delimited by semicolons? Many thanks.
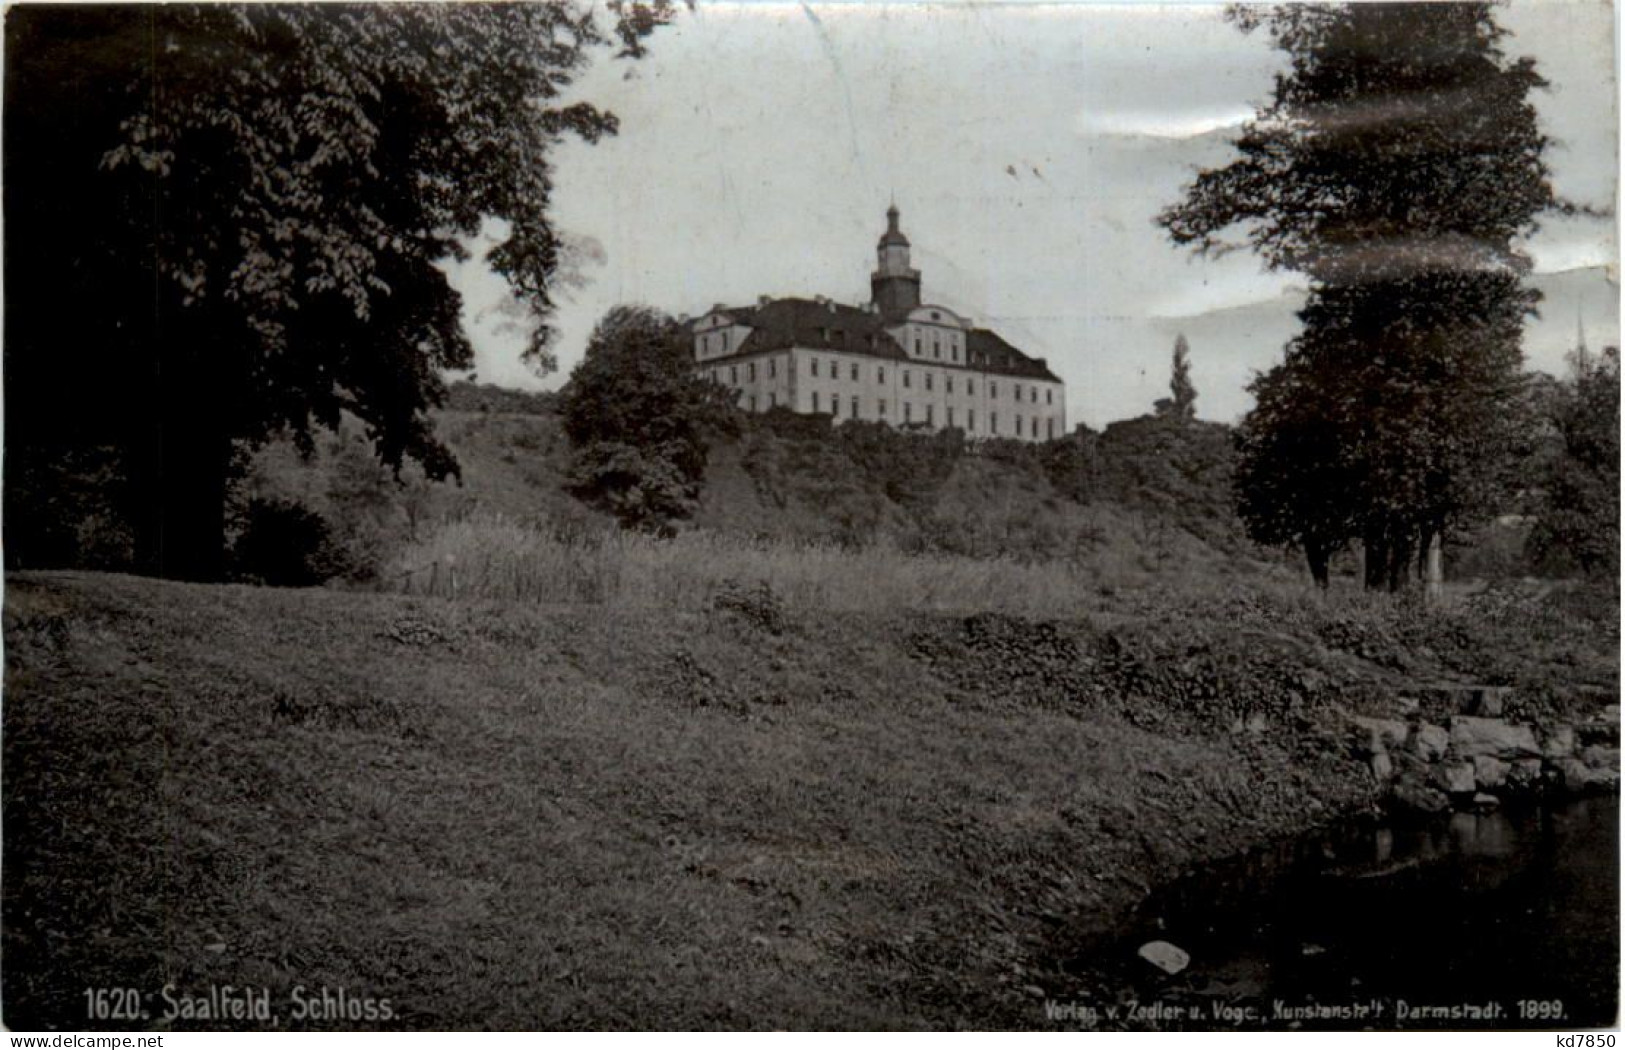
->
1091;797;1618;1029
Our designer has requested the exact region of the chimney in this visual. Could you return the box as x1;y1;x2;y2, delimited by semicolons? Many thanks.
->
758;294;772;306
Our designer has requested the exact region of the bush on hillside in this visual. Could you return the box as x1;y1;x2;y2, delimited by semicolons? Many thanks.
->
5;446;136;571
444;381;561;416
231;497;355;587
562;306;738;532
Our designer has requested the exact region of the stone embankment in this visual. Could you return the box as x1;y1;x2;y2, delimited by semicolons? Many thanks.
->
1351;684;1619;814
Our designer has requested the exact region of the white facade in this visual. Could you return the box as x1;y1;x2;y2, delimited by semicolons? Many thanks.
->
689;210;1067;442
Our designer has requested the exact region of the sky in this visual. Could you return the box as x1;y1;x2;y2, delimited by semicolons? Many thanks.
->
443;0;1620;429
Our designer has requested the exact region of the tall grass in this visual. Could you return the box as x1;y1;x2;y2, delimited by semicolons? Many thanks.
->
388;511;1222;617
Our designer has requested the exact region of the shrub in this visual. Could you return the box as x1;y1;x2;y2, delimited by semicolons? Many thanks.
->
562;305;738;531
231;498;352;587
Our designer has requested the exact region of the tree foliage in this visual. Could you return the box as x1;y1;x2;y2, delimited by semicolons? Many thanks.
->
1155;333;1197;420
1526;346;1620;577
561;306;738;531
1160;2;1563;589
5;2;676;579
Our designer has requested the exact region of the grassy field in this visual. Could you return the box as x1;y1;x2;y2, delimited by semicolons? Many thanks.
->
386;511;1271;616
5;561;1614;1030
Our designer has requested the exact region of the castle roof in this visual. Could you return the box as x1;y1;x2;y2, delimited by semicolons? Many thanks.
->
700;298;910;360
690;297;1061;383
966;327;1062;383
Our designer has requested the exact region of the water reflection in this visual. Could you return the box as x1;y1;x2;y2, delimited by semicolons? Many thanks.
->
1111;798;1619;1028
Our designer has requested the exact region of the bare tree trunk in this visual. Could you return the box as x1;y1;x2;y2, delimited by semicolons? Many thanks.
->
1419;527;1444;606
1305;539;1331;590
1363;526;1388;591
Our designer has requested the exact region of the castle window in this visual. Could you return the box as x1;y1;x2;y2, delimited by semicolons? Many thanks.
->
710;369;718;383
926;404;934;426
1016;414;1023;437
968;409;976;432
933;340;940;359
850;363;859;382
878;367;886;384
1014;384;1022;401
1047;418;1055;439
722;332;729;353
914;337;921;355
811;358;819;377
878;399;887;417
1047;389;1053;405
832;394;841;417
850;397;859;419
813;391;820;413
730;366;738;384
1031;387;1038;404
769;358;777;378
947;376;954;394
750;395;757;411
1031;417;1038;438
947;406;954;428
968;378;975;396
925;373;933;392
951;345;959;363
903;370;911;389
770;392;777;407
991;411;998;434
822;327;832;343
991;381;998;398
904;402;912;422
748;362;756;381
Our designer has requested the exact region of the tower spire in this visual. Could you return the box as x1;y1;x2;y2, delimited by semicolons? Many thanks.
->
871;202;920;318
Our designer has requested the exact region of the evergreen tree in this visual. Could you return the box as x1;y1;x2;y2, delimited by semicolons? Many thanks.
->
1158;333;1197;421
1159;3;1562;589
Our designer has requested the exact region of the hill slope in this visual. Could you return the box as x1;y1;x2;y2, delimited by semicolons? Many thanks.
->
243;384;1259;584
7;566;1616;1029
1;571;1369;1030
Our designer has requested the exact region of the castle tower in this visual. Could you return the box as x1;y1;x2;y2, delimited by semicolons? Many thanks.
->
870;204;921;319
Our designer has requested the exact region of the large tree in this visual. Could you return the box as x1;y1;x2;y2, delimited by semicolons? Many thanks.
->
5;3;674;580
1159;2;1561;589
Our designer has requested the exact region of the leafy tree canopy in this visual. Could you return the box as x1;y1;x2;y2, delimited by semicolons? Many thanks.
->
1160;2;1564;590
561;306;738;531
1526;345;1620;577
5;2;676;578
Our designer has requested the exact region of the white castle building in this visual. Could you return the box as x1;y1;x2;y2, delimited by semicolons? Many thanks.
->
688;207;1065;441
